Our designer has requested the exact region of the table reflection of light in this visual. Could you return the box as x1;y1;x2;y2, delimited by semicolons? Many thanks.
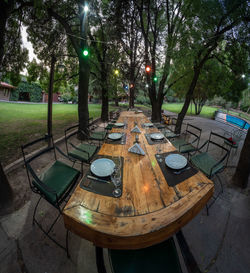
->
79;208;93;225
143;185;149;192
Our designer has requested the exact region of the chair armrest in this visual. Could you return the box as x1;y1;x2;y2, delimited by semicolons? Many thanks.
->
196;140;209;152
69;142;90;158
55;146;75;162
209;151;229;176
80;130;93;144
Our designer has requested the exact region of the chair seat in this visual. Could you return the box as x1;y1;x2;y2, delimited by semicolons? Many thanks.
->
68;143;98;162
90;131;107;140
190;152;224;177
34;160;79;205
109;238;182;273
105;123;114;130
171;139;196;153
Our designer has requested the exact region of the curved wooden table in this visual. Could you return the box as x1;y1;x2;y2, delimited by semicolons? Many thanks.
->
63;111;214;249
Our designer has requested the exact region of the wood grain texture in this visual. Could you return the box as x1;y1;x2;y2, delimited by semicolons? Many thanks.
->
63;111;214;249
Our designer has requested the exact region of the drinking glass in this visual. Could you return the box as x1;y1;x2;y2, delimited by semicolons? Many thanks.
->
111;167;121;197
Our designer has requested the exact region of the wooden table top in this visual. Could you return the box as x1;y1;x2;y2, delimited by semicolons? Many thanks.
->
63;111;214;249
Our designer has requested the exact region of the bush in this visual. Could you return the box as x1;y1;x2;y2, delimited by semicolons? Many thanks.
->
10;82;42;102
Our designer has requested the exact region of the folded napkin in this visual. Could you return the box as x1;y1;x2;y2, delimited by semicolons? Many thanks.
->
131;125;141;133
128;143;145;155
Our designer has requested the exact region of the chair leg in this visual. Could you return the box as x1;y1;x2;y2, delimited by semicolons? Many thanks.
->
176;230;202;273
32;196;70;257
206;204;209;216
95;246;107;273
66;229;70;258
33;196;42;225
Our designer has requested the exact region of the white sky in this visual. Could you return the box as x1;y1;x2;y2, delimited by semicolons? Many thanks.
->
21;26;38;74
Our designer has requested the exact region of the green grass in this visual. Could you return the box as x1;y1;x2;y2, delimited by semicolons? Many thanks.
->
0;102;108;166
162;103;218;119
162;103;250;121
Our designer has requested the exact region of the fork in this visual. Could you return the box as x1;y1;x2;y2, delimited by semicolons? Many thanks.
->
173;166;191;175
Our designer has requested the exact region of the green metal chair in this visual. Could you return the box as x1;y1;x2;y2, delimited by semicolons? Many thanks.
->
163;117;180;139
171;124;202;159
64;124;99;173
21;135;80;256
96;230;201;273
107;238;183;273
190;131;229;214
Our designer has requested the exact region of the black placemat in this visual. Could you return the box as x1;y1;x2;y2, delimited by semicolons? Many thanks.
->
145;133;168;145
105;133;126;145
80;156;124;198
155;152;198;187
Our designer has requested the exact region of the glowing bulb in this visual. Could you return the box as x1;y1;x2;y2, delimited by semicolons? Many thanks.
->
84;5;89;13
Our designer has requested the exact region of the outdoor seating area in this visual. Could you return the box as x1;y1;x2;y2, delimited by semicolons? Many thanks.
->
0;1;249;272
1;109;249;273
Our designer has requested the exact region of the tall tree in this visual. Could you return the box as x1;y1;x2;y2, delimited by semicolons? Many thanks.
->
0;0;31;209
136;0;192;122
175;0;248;133
46;0;90;136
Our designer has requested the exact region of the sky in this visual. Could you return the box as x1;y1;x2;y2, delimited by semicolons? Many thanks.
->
21;26;38;73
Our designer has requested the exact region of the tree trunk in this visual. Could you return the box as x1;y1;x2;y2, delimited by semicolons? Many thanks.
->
129;87;134;108
0;161;12;208
232;129;250;188
78;56;90;138
101;87;109;121
47;55;56;146
115;96;119;107
151;99;163;122
175;68;201;134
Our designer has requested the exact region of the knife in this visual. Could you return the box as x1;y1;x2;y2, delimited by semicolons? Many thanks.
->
87;175;110;184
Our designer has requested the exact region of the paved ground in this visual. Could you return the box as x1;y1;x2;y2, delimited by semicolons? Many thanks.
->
0;111;249;273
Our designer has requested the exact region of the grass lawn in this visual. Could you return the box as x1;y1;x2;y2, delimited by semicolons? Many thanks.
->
0;102;109;166
162;103;218;119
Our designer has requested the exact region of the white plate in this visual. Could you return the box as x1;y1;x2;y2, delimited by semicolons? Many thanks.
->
165;154;187;170
90;158;115;177
114;123;125;127
144;123;154;127
150;133;164;140
136;110;143;113
108;133;123;140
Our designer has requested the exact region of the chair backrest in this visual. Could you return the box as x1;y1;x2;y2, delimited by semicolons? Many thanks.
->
64;124;79;155
185;123;202;148
21;135;56;191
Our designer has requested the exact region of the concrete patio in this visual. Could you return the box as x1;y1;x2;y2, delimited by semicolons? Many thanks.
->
0;112;249;273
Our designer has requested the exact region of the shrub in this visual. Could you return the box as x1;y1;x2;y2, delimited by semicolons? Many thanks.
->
10;82;42;102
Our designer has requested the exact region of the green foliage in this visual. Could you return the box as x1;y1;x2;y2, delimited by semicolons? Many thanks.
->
10;82;42;102
135;90;150;105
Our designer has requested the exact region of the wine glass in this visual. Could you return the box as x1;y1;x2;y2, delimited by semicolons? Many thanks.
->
111;167;121;197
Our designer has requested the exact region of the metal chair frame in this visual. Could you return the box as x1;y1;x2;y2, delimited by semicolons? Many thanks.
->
64;124;98;173
21;135;80;257
191;131;230;215
176;123;202;159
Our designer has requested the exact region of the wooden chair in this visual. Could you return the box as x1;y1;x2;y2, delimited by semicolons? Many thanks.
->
21;135;80;256
64;124;99;173
171;124;202;159
190;131;229;214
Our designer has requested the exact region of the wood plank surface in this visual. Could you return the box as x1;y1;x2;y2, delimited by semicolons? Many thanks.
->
63;111;214;249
